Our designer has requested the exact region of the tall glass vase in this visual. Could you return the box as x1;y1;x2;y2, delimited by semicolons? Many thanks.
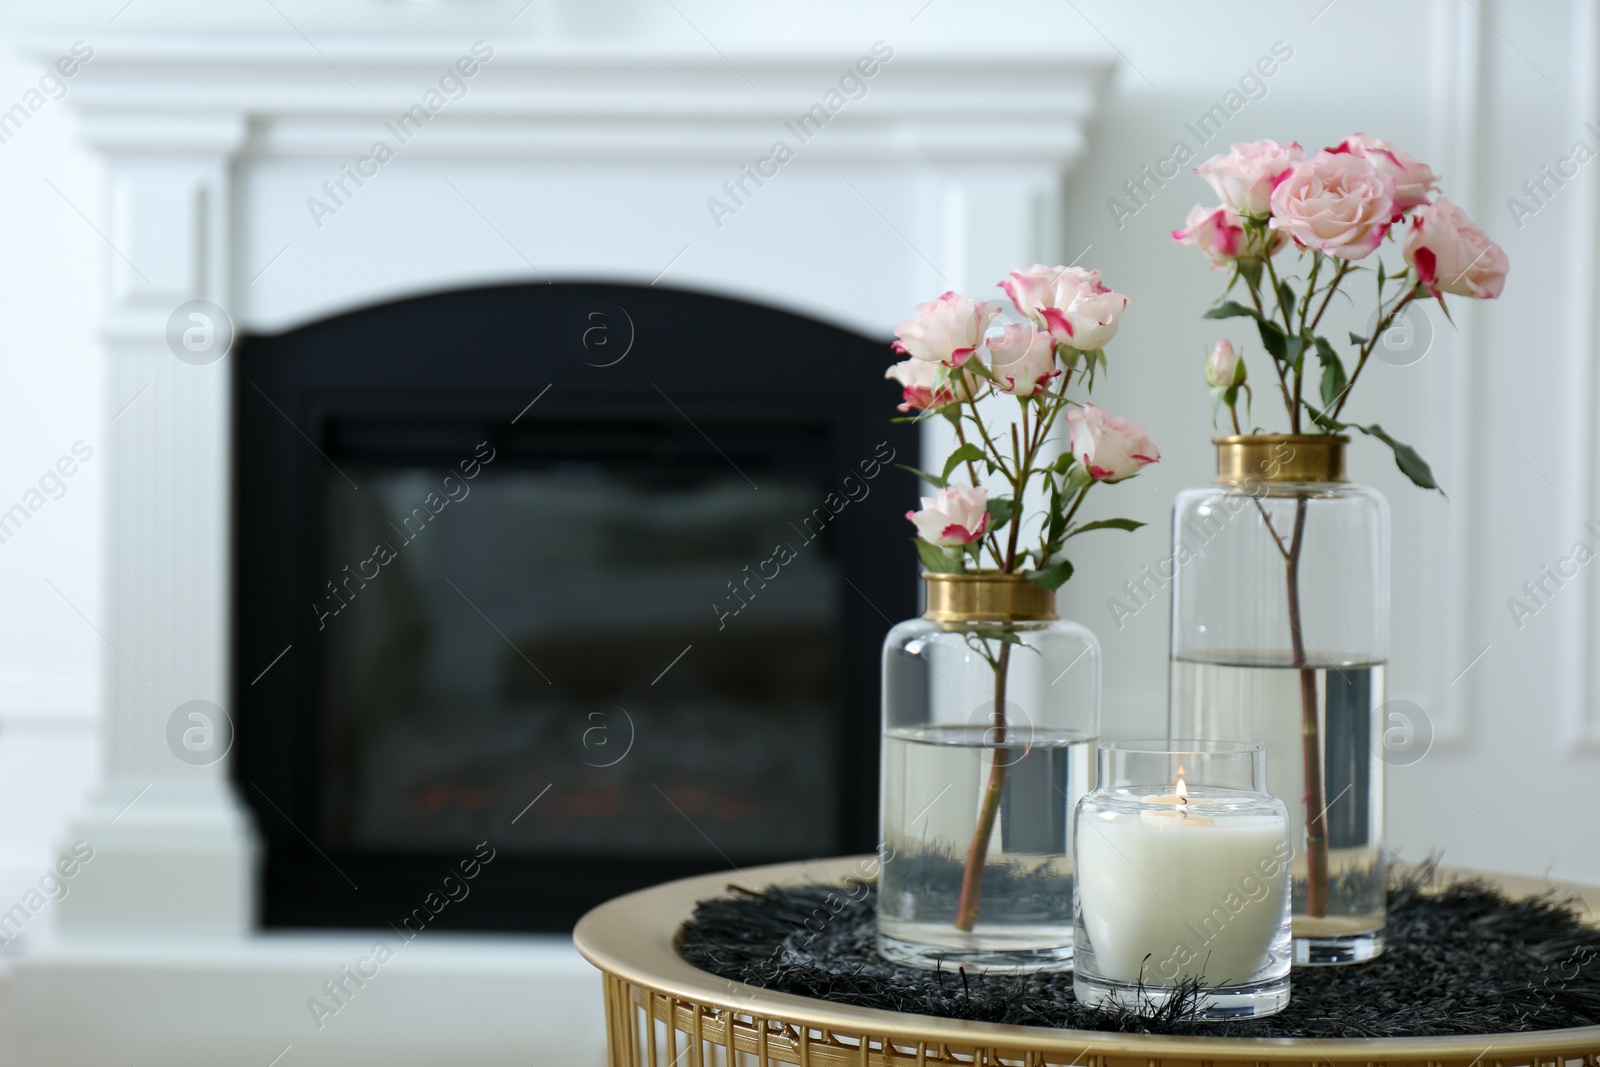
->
878;571;1100;972
1168;435;1389;965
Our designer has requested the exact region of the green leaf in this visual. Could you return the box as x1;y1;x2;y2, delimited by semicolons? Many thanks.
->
1256;320;1288;363
912;538;965;573
1350;422;1442;493
1046;479;1066;545
1283;333;1307;375
1302;401;1343;434
941;443;988;483
1433;291;1456;328
895;463;946;489
1062;460;1092;498
1277;280;1295;315
1348;332;1369;347
1204;300;1260;321
1377;259;1387;290
1238;258;1264;291
1313;336;1347;413
963;358;999;383
1069;517;1146;537
985;497;1016;533
1026;559;1075;591
1319;356;1347;414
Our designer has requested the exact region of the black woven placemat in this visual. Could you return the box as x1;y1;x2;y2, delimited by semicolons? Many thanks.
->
678;864;1600;1037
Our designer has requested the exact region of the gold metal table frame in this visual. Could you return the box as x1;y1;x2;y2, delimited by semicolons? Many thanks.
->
574;857;1600;1067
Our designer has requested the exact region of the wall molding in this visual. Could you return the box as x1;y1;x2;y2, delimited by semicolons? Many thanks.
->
1566;0;1600;752
1417;0;1483;748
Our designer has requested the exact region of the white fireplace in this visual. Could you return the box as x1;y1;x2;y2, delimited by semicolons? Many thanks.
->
5;14;1113;1065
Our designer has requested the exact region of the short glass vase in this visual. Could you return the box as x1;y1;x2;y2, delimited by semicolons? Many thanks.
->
877;571;1100;973
1073;740;1293;1021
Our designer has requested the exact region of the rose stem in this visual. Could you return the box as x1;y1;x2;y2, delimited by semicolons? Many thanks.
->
955;639;1011;932
953;396;1044;932
1284;496;1330;918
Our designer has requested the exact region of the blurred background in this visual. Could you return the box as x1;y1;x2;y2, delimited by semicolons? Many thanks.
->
0;0;1593;1062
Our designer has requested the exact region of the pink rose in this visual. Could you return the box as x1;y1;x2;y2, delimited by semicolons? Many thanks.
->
1172;203;1288;268
892;291;1001;368
987;324;1060;398
999;264;1129;352
1066;404;1160;483
1205;339;1245;388
885;358;974;413
1326;133;1439;214
1194;139;1306;218
1403;196;1508;299
1268;152;1396;261
907;485;989;546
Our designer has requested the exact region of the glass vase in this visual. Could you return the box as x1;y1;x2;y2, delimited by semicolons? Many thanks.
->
1168;435;1388;966
877;571;1100;972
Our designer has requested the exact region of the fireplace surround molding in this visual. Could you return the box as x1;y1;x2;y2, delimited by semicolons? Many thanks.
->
9;29;1115;1065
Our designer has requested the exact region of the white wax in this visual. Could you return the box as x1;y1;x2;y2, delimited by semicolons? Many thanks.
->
1076;804;1288;986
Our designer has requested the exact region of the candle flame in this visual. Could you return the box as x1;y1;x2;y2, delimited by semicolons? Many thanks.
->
1175;777;1189;802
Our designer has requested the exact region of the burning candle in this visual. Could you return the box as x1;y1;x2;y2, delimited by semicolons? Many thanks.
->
1073;741;1292;1021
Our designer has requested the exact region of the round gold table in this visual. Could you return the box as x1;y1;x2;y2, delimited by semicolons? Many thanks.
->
573;856;1600;1067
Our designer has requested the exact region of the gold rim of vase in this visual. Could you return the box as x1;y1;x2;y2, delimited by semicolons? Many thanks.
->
920;570;1057;624
1214;433;1348;485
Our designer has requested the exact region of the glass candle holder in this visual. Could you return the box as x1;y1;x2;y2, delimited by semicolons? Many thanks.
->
1073;740;1292;1022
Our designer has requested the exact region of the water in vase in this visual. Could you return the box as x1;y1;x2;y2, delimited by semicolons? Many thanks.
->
877;724;1093;971
1171;653;1387;963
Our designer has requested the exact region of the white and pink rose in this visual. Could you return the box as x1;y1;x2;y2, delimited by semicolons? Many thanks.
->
1402;196;1508;299
907;485;990;547
1194;139;1306;218
1172;203;1288;267
999;264;1129;352
884;358;975;413
987;324;1060;398
892;291;1002;368
1326;133;1439;215
1268;152;1396;261
1066;404;1160;483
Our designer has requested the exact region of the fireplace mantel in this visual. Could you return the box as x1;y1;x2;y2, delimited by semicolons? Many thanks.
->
56;35;1115;336
10;27;1115;1066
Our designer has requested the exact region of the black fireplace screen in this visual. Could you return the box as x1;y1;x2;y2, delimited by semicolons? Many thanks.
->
319;465;839;859
234;282;915;931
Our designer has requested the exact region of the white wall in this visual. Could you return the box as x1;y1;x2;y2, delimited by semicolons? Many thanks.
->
0;23;104;940
0;0;1591;958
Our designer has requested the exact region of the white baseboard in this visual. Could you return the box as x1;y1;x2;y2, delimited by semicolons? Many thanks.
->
2;932;607;1067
